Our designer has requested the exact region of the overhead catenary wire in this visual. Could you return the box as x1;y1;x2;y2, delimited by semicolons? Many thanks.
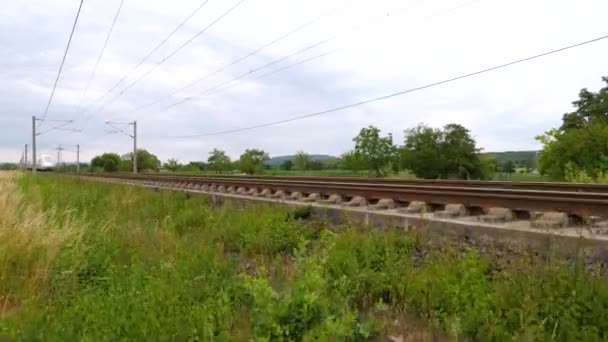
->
77;0;125;117
166;39;330;109
118;0;246;95
36;120;74;136
160;0;480;111
105;121;134;138
106;0;209;94
205;49;337;98
162;34;608;138
82;0;210;119
94;0;247;116
128;6;339;114
200;2;486;100
38;0;85;127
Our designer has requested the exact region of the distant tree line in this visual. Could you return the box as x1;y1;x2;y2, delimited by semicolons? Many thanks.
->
0;163;20;171
91;149;161;173
90;77;608;181
90;122;499;180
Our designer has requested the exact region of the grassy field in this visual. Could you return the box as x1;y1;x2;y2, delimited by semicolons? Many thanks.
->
1;173;608;340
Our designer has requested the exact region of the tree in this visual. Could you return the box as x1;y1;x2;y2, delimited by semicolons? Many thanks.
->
502;160;516;175
537;77;608;180
441;124;482;179
401;125;443;178
238;149;270;175
122;149;161;172
293;150;311;171
280;159;293;171
560;77;608;131
91;152;122;172
184;161;206;172
0;163;20;171
323;157;340;170
339;150;368;171
402;123;483;179
207;148;231;174
308;160;324;170
353;126;397;177
164;158;181;172
479;154;497;180
537;123;608;180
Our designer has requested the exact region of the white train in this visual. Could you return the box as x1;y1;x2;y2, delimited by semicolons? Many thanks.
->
26;154;56;171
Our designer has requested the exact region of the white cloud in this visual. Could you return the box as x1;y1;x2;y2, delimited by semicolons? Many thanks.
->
1;0;607;164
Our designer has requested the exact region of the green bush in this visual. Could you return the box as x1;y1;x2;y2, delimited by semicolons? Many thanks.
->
2;174;608;340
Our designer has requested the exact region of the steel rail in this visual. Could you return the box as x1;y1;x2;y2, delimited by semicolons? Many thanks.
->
96;172;608;193
80;173;608;217
96;173;608;198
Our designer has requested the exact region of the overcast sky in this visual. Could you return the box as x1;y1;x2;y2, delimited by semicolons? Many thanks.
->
1;0;607;163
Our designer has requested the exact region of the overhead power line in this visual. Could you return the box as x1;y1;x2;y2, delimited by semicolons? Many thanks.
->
95;0;246;116
162;34;608;138
167;39;329;109
107;0;210;95
77;0;125;116
82;0;210;119
198;2;486;100
206;50;337;98
129;11;332;114
36;120;74;136
158;0;479;111
118;0;246;94
38;0;85;126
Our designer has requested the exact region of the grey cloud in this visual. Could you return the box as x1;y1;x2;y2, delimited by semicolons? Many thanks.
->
1;0;608;164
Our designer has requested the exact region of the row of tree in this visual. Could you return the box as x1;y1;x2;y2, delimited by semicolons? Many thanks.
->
90;122;498;179
56;76;608;182
91;150;161;173
166;123;495;179
91;76;608;180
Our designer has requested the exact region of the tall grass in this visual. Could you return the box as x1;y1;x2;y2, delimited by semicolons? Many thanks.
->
1;173;608;340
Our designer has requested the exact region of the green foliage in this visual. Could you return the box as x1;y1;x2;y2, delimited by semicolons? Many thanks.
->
537;122;608;180
563;163;608;183
91;152;122;172
207;148;232;173
163;158;181;171
353;126;398;177
489;151;538;171
402;123;483;179
501;160;516;174
339;150;368;171
238;149;270;175
265;154;335;167
293;150;312;171
561;76;608;131
478;154;497;180
0;163;20;170
288;205;312;220
120;149;161;172
4;175;608;340
280;159;293;171
538;77;608;180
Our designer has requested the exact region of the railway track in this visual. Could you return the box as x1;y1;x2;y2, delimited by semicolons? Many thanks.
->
100;172;608;192
77;173;608;220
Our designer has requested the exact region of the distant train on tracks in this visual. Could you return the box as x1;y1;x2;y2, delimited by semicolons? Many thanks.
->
26;154;56;171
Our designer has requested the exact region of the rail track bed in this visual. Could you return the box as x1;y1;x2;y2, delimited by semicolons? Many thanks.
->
77;173;608;228
71;172;608;265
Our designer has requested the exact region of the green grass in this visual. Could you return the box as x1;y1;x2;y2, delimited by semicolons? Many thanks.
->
493;172;545;182
1;173;608;340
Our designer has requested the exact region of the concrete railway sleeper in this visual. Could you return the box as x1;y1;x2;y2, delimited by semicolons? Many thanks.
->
76;174;608;228
91;172;608;193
